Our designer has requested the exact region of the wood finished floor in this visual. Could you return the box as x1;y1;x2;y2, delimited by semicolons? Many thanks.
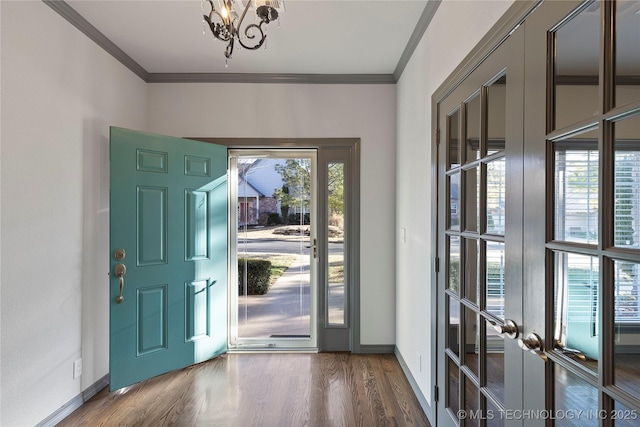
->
58;353;431;427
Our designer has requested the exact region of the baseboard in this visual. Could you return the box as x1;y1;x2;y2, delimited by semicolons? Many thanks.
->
358;344;395;354
35;374;109;427
395;346;434;425
83;374;109;401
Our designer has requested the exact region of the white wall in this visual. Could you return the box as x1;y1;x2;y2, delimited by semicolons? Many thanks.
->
147;82;398;345
395;0;514;416
0;2;147;425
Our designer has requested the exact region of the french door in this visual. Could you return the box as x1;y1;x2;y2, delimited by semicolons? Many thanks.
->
437;23;526;427
437;0;640;425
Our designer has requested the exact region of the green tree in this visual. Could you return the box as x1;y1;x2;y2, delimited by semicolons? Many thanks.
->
328;163;344;215
274;159;311;222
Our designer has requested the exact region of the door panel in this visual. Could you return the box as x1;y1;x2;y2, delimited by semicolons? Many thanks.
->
437;25;525;427
526;0;640;422
110;127;227;391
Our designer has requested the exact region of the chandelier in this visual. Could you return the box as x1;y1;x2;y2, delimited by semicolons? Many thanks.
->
203;0;282;61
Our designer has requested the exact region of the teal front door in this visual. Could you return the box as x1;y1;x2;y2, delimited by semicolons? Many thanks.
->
109;127;227;391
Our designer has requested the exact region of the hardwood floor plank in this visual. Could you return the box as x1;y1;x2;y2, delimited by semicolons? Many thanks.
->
58;353;430;427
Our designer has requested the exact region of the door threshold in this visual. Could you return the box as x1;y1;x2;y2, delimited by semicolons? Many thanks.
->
227;347;319;354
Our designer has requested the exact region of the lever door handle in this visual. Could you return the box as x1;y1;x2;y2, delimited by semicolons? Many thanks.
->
114;263;126;304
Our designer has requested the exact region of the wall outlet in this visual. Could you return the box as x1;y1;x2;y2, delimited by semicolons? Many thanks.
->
73;358;82;379
417;352;422;372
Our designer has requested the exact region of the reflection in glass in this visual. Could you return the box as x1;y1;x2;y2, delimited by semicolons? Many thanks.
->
614;260;640;399
487;76;506;154
463;305;479;378
485;319;505;403
615;0;640;108
486;242;505;320
448;295;460;358
554;252;599;373
449;173;461;231
464;375;480;427
466;92;481;162
486;397;505;427
614;400;640;427
554;2;600;130
447;356;460;413
449;109;461;168
554;130;599;244
465;167;480;233
448;236;460;293
327;162;345;325
464;238;480;305
614;115;640;248
554;363;598;427
486;158;506;235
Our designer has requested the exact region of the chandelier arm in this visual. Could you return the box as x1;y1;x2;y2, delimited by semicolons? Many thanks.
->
236;22;266;50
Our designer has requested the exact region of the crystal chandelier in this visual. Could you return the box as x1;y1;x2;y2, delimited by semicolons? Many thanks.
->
203;0;282;61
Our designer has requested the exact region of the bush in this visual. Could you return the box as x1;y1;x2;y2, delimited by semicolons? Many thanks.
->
258;212;282;226
287;213;310;225
238;258;272;295
267;213;282;225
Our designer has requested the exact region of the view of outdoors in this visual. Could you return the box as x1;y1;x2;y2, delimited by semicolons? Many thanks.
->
233;156;346;341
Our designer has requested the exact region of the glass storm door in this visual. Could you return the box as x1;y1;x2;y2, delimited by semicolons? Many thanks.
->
436;24;525;427
109;127;228;391
229;150;318;350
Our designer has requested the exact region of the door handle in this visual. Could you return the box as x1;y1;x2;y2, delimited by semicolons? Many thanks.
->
491;319;519;339
518;332;547;361
114;263;126;304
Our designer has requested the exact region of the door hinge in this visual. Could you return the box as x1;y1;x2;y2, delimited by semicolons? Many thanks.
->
434;385;439;402
435;257;440;273
436;128;441;146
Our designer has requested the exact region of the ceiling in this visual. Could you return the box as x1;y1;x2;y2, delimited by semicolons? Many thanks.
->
58;0;431;80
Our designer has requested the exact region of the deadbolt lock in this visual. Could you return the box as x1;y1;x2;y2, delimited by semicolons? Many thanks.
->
114;248;126;261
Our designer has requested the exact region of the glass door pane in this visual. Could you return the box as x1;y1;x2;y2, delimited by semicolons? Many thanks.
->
327;162;345;326
229;151;317;350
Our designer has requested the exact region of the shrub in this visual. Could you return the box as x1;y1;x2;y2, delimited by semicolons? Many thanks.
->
266;213;282;225
258;212;282;226
238;258;272;295
287;213;310;225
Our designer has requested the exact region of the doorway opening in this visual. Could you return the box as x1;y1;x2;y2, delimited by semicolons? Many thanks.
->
229;150;318;350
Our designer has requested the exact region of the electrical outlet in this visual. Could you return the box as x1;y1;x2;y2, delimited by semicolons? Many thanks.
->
73;358;82;379
417;352;422;372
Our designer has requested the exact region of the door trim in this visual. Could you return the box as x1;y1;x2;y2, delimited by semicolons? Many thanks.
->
189;137;361;353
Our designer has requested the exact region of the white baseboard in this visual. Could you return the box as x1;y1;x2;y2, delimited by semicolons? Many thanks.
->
35;374;109;427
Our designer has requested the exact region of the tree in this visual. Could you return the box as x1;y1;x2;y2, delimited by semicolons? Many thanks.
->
274;159;311;223
328;163;344;216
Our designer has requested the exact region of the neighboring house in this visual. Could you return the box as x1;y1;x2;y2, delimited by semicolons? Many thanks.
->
238;158;286;225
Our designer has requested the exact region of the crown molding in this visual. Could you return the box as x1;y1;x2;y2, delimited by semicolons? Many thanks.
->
394;0;441;81
146;73;395;84
43;0;149;81
44;0;433;85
